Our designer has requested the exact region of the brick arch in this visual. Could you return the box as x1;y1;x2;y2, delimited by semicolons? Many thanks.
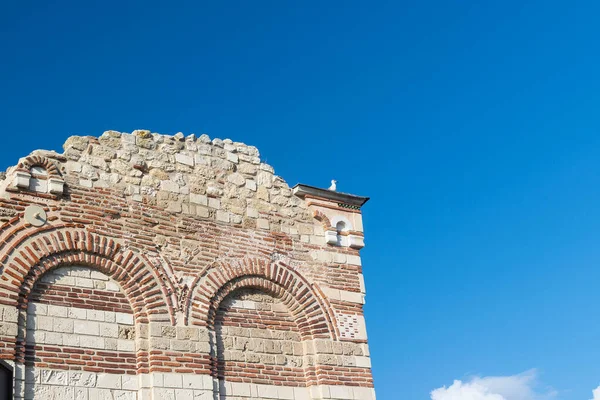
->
313;210;332;230
16;155;61;177
0;228;172;324
188;258;338;340
208;276;321;338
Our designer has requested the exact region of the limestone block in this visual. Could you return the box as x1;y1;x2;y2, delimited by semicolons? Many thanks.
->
342;342;364;356
150;337;170;350
28;302;47;316
256;171;273;188
196;144;212;156
106;281;120;292
349;234;365;249
263;339;282;354
174;389;194;400
192;154;209;167
64;135;90;151
36;315;54;331
294;387;311;400
226;152;238;163
152;373;164;387
53;318;74;333
171;339;194;352
223;142;236;152
246;207;258;218
48;177;64;195
355;356;372;368
104;311;116;323
63;333;80;347
195;206;209;217
138;374;152;389
87;309;105;321
313;340;333;354
358;274;366;294
41;369;68;385
259;163;274;173
278;386;295;400
13;170;31;189
117;339;135;351
310;234;326;245
96;373;121;389
150;168;170;181
69;371;98;387
47;305;68;317
208;197;220;209
175;153;195;167
121;374;138;390
190;193;207;206
2;306;18;323
75;320;99;335
360;343;371;357
230;213;242;224
44;332;63;345
68;266;91;277
164;373;183;388
195;341;211;353
352;387;376;400
238;162;257;175
347;255;362;266
0;322;17;336
330;385;353;399
255;384;278;399
161;180;180;193
182;375;204;390
116;312;134;325
81;335;105;349
339;290;365;305
257;219;269;230
245;179;257;191
176;327;199;341
227;173;245;187
216;210;230;223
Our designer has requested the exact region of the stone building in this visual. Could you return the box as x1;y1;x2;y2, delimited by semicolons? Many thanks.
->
0;130;375;400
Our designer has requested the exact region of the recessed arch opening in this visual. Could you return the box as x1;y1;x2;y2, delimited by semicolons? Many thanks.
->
22;265;139;398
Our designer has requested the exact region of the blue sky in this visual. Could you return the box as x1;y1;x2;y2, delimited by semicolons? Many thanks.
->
2;1;600;399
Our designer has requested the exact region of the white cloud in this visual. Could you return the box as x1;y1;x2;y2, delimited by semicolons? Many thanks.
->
431;370;557;400
591;386;600;400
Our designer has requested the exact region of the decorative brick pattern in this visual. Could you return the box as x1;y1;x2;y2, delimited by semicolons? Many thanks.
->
336;314;368;342
337;314;360;340
0;131;376;400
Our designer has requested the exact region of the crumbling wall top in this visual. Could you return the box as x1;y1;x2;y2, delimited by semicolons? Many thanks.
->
1;130;314;231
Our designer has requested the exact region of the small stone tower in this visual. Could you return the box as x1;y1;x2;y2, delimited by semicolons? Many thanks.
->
0;130;375;400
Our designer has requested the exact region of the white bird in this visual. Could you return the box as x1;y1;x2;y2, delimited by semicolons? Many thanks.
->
328;180;337;191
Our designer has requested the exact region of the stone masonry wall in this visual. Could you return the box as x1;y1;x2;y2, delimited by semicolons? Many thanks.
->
216;289;305;387
0;130;375;400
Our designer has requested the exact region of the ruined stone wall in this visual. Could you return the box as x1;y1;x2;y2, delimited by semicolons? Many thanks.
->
0;130;375;400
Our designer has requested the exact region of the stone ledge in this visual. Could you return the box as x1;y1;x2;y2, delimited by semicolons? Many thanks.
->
292;184;369;208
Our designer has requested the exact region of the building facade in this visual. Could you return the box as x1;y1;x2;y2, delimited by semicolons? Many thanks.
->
0;130;375;400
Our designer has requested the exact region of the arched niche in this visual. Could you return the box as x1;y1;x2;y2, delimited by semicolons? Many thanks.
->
22;265;139;399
